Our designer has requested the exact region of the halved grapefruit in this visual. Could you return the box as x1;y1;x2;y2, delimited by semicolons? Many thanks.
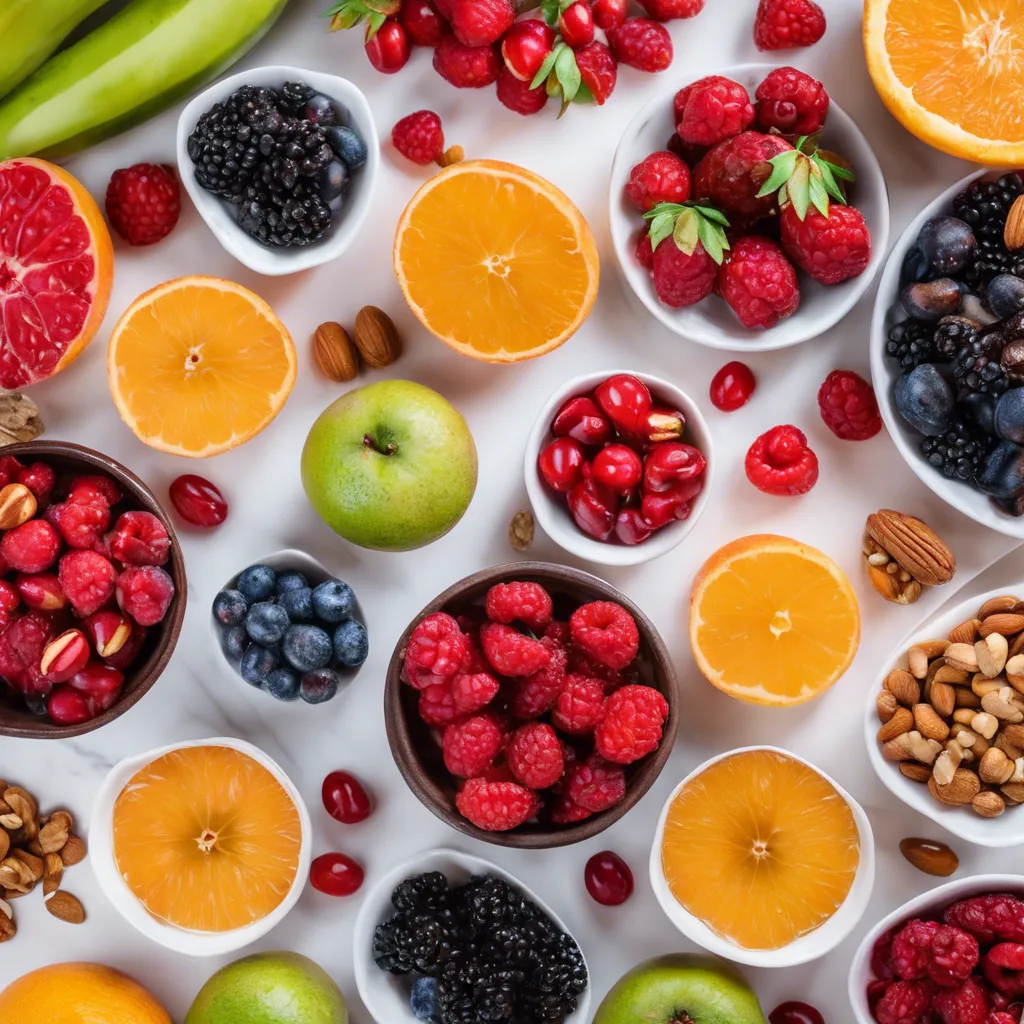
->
0;158;113;389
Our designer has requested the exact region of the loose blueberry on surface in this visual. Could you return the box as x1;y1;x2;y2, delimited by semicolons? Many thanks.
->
280;587;314;621
978;441;1024;497
304;94;338;125
245;601;291;646
312;579;356;622
265;667;301;701
333;618;369;667
995;389;1024;443
317;160;348;203
282;623;334;672
236;564;277;602
410;977;437;1022
326;126;368;170
917;215;975;275
901;278;962;321
222;625;248;661
240;643;279;687
894;364;956;436
989;274;1024;319
301;667;340;704
322;770;372;823
277;572;308;594
214;589;248;626
309;852;364;896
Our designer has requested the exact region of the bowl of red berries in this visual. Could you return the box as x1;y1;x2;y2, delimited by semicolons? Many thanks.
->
385;562;678;848
0;441;186;739
610;63;889;351
525;371;712;565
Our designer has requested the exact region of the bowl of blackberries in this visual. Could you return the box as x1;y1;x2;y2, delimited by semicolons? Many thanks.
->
872;169;1024;537
177;65;379;276
210;549;368;705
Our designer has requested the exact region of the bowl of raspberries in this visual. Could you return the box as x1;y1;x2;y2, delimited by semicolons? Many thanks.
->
850;875;1024;1024
0;441;186;739
385;561;677;847
610;62;889;350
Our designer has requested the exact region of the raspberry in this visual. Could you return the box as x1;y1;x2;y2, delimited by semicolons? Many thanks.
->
933;977;990;1024
407;612;470;677
480;622;551;676
625;151;691;212
873;980;934;1024
567;647;629;692
564;754;626;812
892;920;940;980
945;895;1024;945
105;163;181;246
68;475;121;507
1;519;60;573
755;66;829;135
780;202;871;285
419;680;462;726
635;231;655;270
442;713;504;777
652;234;718;308
433;33;502;87
570;601;639;670
988;1014;1018;1024
552;673;605;734
1;611;55;693
675;75;754;147
930;926;980;987
717;235;800;329
45;501;108;551
56;551;112;617
745;424;818;496
18;463;55;504
496;68;548;115
753;0;826;51
485;581;553;632
637;0;703;19
607;19;672;73
115;565;175;626
402;654;449;691
449;0;513;46
108;510;170;566
594;683;668;763
548;792;592;824
452;671;500;712
509;640;567;718
984;945;1024;997
574;41;618;105
872;928;898;982
507;722;564;789
693;131;793;222
818;369;882;441
456;777;539;831
545;620;571;645
392;110;445;165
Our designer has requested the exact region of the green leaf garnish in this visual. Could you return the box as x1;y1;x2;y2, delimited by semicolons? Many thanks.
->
554;44;580;103
756;150;799;198
530;44;561;91
643;202;730;263
541;0;560;27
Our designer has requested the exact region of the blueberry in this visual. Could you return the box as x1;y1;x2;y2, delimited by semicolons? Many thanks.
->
996;389;1024;443
318;159;348;203
222;624;248;661
900;246;931;285
979;441;1024;497
312;579;356;623
23;694;47;716
333;618;369;668
917;215;976;275
237;565;277;602
281;586;314;622
282;624;333;672
213;589;248;626
410;977;437;1022
266;667;301;701
994;491;1024;516
277;571;309;594
989;274;1024;319
245;601;290;646
301;667;340;704
325;126;367;170
304;94;338;126
901;279;962;321
240;644;279;687
962;391;998;436
894;364;956;436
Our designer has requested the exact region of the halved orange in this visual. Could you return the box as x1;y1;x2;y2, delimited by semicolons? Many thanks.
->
394;160;599;362
107;276;295;457
689;535;860;706
865;0;1024;164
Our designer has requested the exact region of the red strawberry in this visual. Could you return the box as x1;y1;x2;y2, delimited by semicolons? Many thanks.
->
608;18;672;73
575;41;617;105
693;131;792;222
674;75;754;147
450;0;514;45
433;32;502;86
625;151;691;212
781;203;871;284
646;203;729;308
716;235;800;329
638;0;703;20
753;0;826;50
496;66;548;114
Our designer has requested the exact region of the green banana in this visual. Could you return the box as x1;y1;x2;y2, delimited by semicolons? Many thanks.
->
0;0;292;160
0;0;110;101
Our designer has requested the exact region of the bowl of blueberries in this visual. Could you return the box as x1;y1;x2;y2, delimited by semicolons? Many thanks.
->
871;169;1024;538
211;549;368;705
176;65;379;276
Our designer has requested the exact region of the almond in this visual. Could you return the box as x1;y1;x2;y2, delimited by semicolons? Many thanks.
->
1003;781;1024;804
353;306;402;369
42;852;62;895
44;889;84;924
59;834;86;868
866;510;956;586
973;790;1007;818
914;703;950;742
977;633;1009;677
980;613;1024;638
979;747;1015;785
879;706;914;742
955;688;982;708
900;762;933;783
886;669;921;705
930;681;956;718
37;817;68;855
0;483;36;530
1006;194;1024;250
948;619;981;644
933;665;970;686
313;322;358;383
980;595;1019;619
945;643;979;674
929;768;981;806
877;689;899;723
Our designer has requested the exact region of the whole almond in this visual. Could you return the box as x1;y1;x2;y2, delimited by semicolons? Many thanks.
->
981;595;1019;619
933;665;969;686
955;688;982;708
0;832;8;861
1003;781;1024;803
879;707;914;742
1006;194;1024;250
930;681;956;718
945;643;979;674
0;483;36;530
353;306;402;369
59;834;86;867
980;613;1024;638
313;322;358;383
37;817;68;856
900;762;933;783
44;889;84;924
914;703;950;742
948;619;981;644
886;669;920;706
43;852;63;895
973;790;1007;818
929;768;981;805
1003;723;1024;748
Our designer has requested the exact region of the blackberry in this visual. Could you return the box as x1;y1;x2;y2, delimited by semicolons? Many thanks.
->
954;332;1008;398
393;871;452;913
265;118;334;180
886;318;936;368
280;80;314;115
933;316;979;360
953;173;1024;286
921;418;995;483
237;179;332;248
373;911;458;976
472;967;523;1021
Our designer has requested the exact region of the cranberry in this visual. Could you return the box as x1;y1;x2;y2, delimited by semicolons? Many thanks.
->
643;442;706;492
584;851;633;905
710;361;756;412
102;623;148;671
46;685;96;725
17;462;55;504
169;474;227;527
322;770;373;824
116;565;175;626
400;0;446;46
366;20;411;73
591;444;643;492
83;610;133;659
594;374;652;436
59;550;117;617
538;438;585;493
0;579;19;616
0;455;25;488
67;475;121;507
16;572;66;611
559;0;594;47
46;500;110;550
68;661;124;705
310;852;364;896
567;477;617;540
551;396;613;446
768;1003;825;1024
641;477;703;528
109;510;170;565
614;508;652;545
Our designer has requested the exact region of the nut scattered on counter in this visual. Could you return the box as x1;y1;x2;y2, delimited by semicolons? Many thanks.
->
863;509;955;605
0;392;44;447
508;509;534;552
314;322;359;383
898;836;959;877
353;306;402;369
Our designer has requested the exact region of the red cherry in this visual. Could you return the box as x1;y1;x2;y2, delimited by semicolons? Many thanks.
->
591;0;628;30
709;360;756;412
558;1;594;48
643;442;706;492
365;20;411;73
768;1003;825;1024
567;476;617;540
322;770;373;824
585;851;633;905
169;474;228;527
594;374;652;436
641;477;703;528
614;508;652;545
16;572;66;611
551;395;612;446
591;444;642;492
68;662;124;703
310;852;365;896
400;0;447;45
46;685;96;725
538;438;585;493
501;18;555;80
17;462;56;504
0;579;20;616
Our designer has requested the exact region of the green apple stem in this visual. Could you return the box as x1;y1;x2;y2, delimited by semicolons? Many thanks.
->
363;433;397;456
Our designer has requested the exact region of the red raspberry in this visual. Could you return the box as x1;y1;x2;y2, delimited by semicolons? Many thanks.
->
18;463;55;504
625;151;691;212
105;163;180;246
574;41;618;105
567;647;629;693
607;19;672;73
675;76;754;147
450;0;513;46
400;0;447;45
507;722;564;789
570;601;639;670
496;68;548;115
693;131;793;222
443;713;504;777
115;565;175;626
509;640;567;718
548;792;593;824
0;580;18;620
0;456;25;488
873;928;898;982
57;551;114;617
545;620;571;645
652;235;718;308
68;475;121;507
931;926;981;987
434;32;502;87
452;671;500;712
419;680;462;726
407;612;470;677
485;581;553;632
108;510;170;566
717;235;799;329
755;66;829;135
402;654;449;691
552;673;606;734
873;980;934;1024
988;1014;1018;1024
946;896;1024;945
753;0;826;50
392;110;445;165
745;424;818;496
564;754;626;812
45;501;109;551
934;977;990;1024
637;0;703;19
2;611;55;693
1;519;60;573
984;945;1024;997
635;231;655;270
480;622;551;676
818;369;882;441
594;683;668;763
780;202;871;285
456;777;539;831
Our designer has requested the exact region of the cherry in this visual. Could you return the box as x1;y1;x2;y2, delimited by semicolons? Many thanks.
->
169;474;228;527
501;18;555;81
584;851;633;905
558;1;594;48
594;375;652;436
643;442;706;492
46;685;96;725
641;477;703;528
1;519;60;574
400;0;446;46
567;477;617;540
591;0;628;30
614;508;652;545
538;438;585;493
366;20;411;74
16;572;66;611
591;444;642;492
710;360;756;412
768;1002;825;1024
551;395;612;446
0;579;20;615
322;770;373;824
310;852;364;896
68;662;124;704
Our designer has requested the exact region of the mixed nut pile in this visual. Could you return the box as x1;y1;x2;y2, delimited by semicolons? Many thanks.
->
862;509;956;606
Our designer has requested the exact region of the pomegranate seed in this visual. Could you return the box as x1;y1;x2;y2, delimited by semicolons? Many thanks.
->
584;850;633;905
709;361;756;412
768;1003;825;1024
169;474;228;527
322;770;373;824
310;852;364;896
538;438;585;493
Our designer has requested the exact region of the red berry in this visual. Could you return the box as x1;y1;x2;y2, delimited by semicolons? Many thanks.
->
46;500;109;551
100;622;147;671
67;475;121;507
552;395;613;445
456;777;539;831
652;235;718;308
571;601;638;670
891;919;979;985
755;66;829;135
41;628;90;683
450;0;513;45
635;231;655;270
564;754;625;811
625;151;691;212
552;673;606;734
400;0;447;45
643;441;705;492
392;110;446;166
933;977;991;1024
116;564;175;626
322;770;373;824
46;685;96;725
559;1;594;48
608;18;672;72
366;20;411;73
591;0;628;30
675;75;754;147
17;463;55;504
768;1003;825;1024
591;444;643;493
818;369;882;441
985;944;1024;997
480;621;551;676
443;713;504;777
640;477;701;528
549;792;592;824
745;424;818;496
614;508;653;545
16;573;66;612
574;41;617;105
585;851;634;905
0;456;25;488
509;640;566;719
0;579;18;618
753;0;826;51
82;609;133;659
780;202;871;285
57;550;115;617
452;671;501;712
989;1014;1019;1024
310;852;364;896
109;510;170;566
418;680;461;726
496;67;549;115
485;581;553;631
433;31;502;86
408;612;470;677
538;438;586;493
717;235;800;329
507;722;564;788
169;474;227;527
567;476;618;541
945;895;1024;945
105;163;180;246
68;662;123;707
693;131;793;222
595;683;668;763
594;374;652;435
501;18;555;80
709;361;756;411
1;519;60;573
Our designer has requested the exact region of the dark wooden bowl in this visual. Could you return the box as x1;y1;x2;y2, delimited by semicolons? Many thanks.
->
0;441;187;739
385;561;678;849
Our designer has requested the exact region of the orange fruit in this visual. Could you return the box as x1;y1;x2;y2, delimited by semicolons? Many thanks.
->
107;276;296;457
112;745;303;933
0;158;113;389
689;534;860;706
394;160;599;362
865;0;1024;164
661;749;860;951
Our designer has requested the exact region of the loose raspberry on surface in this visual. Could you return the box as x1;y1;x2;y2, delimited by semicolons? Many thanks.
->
552;673;606;734
434;32;502;87
692;131;792;222
1;519;61;574
716;235;799;329
564;754;626;812
872;980;934;1024
509;640;567;718
755;66;829;135
108;510;170;566
594;683;668;763
625;151;691;212
59;550;117;617
407;612;470;677
480;622;552;676
456;777;540;831
392;110;446;165
419;680;462;726
781;202;871;285
607;19;672;73
507;722;565;789
637;0;703;20
933;977;990;1024
496;67;548;115
452;671;501;713
675;75;754;147
485;581;553;632
115;564;175;626
449;0;514;46
753;0;826;51
570;601;639;670
105;163;181;246
818;369;882;441
945;895;1024;945
442;713;505;777
574;41;618;106
745;424;818;496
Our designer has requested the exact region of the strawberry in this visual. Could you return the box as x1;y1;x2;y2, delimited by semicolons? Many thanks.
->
608;18;672;73
433;32;502;86
574;41;617;105
753;0;826;50
693;131;792;222
716;235;800;328
450;0;514;45
644;202;730;307
638;0;704;20
496;66;549;114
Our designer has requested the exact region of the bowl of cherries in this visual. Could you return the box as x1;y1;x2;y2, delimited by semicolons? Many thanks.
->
525;371;713;566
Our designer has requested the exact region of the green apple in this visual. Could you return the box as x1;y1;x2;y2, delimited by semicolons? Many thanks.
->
593;955;766;1024
301;379;478;551
184;951;346;1024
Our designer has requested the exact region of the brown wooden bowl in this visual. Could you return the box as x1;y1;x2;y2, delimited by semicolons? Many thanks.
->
385;561;678;848
0;441;187;739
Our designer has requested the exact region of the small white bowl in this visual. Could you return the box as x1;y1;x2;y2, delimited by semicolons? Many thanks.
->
864;584;1024;847
649;745;875;968
609;63;890;351
849;873;1024;1023
89;735;311;956
353;848;592;1024
870;168;1024;538
524;371;713;566
176;65;380;276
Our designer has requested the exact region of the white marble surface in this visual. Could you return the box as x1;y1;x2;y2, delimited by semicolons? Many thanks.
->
3;0;1024;1018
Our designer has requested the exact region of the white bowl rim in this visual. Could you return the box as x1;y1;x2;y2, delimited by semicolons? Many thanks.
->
648;744;875;968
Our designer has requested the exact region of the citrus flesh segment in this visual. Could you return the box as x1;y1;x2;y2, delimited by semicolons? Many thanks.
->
394;160;599;362
112;745;302;933
661;750;860;951
107;276;296;458
689;535;860;706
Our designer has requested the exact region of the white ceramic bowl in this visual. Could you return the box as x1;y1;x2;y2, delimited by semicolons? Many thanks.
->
89;736;311;956
849;873;1023;1023
353;848;592;1024
870;168;1024;538
524;371;713;566
609;62;890;351
864;584;1024;847
176;66;380;276
649;745;875;968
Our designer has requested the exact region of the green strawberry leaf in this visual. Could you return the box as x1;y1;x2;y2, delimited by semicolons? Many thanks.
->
814;157;848;206
554;44;580;103
645;204;680;251
788;157;811;220
574;82;595;103
366;10;387;37
690;204;730;228
808;171;831;218
756;150;799;199
530;45;561;90
695;215;729;265
541;0;561;26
